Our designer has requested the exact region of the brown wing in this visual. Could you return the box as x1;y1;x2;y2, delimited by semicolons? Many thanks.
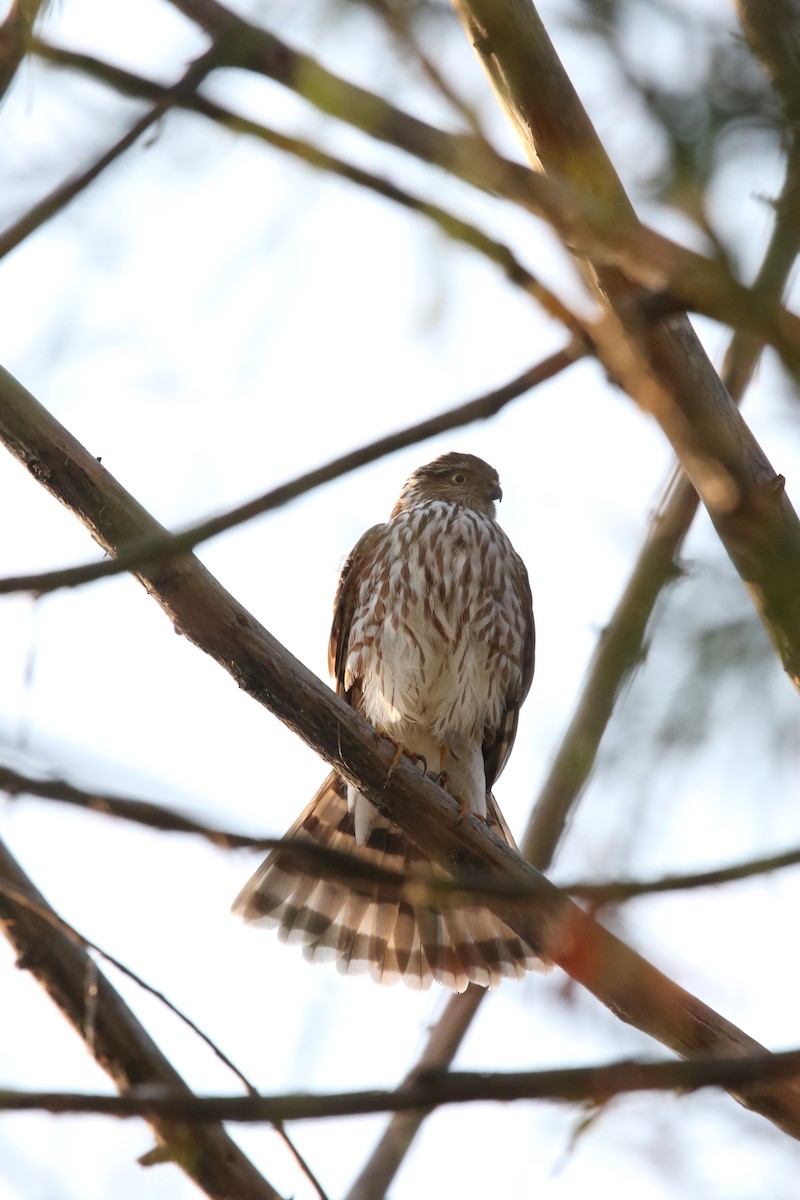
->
328;522;385;702
482;552;535;791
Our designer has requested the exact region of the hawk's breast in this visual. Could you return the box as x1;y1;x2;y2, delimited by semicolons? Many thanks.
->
344;501;527;741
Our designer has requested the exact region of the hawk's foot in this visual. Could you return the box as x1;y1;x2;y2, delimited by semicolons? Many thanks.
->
432;773;476;825
379;731;427;784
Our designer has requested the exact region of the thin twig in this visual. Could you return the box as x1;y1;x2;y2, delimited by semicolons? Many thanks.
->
0;44;219;260
0;764;279;847
0;875;258;1094
366;0;487;137
0;858;329;1196
162;0;800;369
5;1046;800;1121
29;29;800;363
0;345;581;596
31;37;578;332
5;763;800;902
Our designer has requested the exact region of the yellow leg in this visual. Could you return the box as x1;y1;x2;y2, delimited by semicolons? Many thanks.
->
380;731;427;781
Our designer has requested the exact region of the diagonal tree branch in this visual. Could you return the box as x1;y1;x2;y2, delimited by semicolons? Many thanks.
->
736;0;800;127
0;763;276;846
0;838;285;1200
26;23;800;366
3;366;800;1142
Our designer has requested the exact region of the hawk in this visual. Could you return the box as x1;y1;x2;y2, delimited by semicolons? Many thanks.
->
234;452;539;990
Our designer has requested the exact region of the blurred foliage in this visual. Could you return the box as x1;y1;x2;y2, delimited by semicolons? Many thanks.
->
565;0;784;249
600;553;799;774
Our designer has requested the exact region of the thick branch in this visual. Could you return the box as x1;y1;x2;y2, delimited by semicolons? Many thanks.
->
347;16;800;1194
3;367;800;1138
0;0;47;101
736;0;800;126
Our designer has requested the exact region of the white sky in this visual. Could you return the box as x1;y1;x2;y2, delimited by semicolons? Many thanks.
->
1;1;800;1198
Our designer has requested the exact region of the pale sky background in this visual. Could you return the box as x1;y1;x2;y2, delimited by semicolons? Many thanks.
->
2;2;800;1198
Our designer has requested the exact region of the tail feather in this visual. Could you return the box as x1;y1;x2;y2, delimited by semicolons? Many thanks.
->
233;772;545;991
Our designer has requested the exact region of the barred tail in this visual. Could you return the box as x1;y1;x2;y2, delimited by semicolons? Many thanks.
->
233;772;544;991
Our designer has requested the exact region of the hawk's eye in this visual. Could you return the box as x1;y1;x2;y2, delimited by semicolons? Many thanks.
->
450;471;467;485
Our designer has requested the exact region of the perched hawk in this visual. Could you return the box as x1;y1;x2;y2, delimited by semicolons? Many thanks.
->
234;452;538;990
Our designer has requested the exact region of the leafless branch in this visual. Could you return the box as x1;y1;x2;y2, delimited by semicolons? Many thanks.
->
0;45;219;260
366;0;487;136
3;367;800;1141
736;0;800;127
523;101;800;858
5;1045;800;1121
30;37;578;333
568;850;800;905
0;764;279;848
27;22;800;366
0;345;580;595
0;847;329;1199
0;838;285;1200
0;870;259;1090
6;762;800;904
158;0;800;369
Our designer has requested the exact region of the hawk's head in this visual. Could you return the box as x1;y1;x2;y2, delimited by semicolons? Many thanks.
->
391;452;503;518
